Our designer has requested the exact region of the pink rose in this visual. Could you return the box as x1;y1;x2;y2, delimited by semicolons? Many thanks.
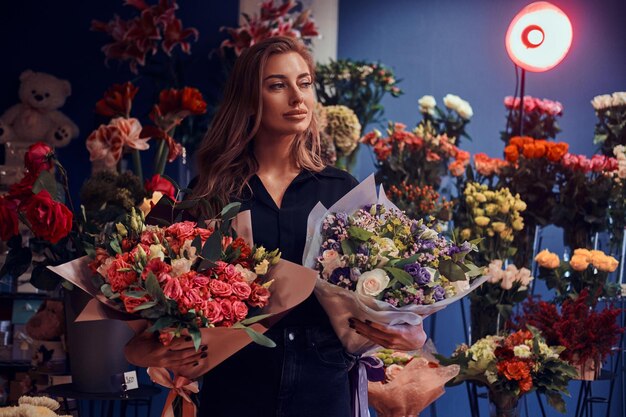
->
209;279;233;297
232;300;248;322
220;299;233;321
205;300;223;324
231;280;252;300
107;256;138;292
120;293;151;313
166;221;197;242
249;284;270;307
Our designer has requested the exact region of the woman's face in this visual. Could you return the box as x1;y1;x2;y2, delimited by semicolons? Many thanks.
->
257;51;316;138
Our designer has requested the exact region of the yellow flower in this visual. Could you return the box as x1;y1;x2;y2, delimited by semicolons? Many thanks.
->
513;199;527;212
593;255;619;272
499;202;510;214
535;249;560;269
499;228;514;241
460;228;471;240
487;228;495;237
473;208;485;217
511;218;524;231
491;222;506;233
569;254;590;271
474;216;490;227
485;204;499;216
255;259;270;275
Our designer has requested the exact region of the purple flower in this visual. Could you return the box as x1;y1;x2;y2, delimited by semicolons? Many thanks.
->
356;244;370;256
336;212;349;225
432;285;446;302
329;267;351;284
404;263;431;285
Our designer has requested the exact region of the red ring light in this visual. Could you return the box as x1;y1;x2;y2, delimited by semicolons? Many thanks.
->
505;2;573;72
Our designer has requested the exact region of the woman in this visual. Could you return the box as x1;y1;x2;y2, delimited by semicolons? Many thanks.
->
125;36;426;417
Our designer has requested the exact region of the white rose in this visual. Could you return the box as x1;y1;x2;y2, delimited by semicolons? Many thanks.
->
235;264;258;283
515;267;533;287
149;244;166;261
255;259;270;275
418;95;437;114
180;239;198;262
450;278;470;294
500;266;517;290
611;91;626;106
457;100;474;120
514;345;532;358
486;260;503;284
320;250;345;278
591;94;613;110
171;258;193;276
443;94;463;111
356;269;390;297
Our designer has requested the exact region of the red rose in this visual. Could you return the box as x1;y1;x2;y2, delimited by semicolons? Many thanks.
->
209;279;233;297
145;174;176;201
205;300;223;324
21;190;73;244
0;196;19;241
232;300;248;322
107;256;138;292
140;257;172;281
249;284;270;308
163;276;183;301
8;173;37;203
24;142;54;175
194;227;213;243
166;221;197;242
120;293;152;313
231;280;252;300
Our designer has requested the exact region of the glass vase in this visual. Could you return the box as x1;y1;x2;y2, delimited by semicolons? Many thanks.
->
488;391;521;417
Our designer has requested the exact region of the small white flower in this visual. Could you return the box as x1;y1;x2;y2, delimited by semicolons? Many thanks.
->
611;91;626;106
457;100;474;119
255;259;270;275
443;94;463;111
149;244;166;261
171;258;193;276
419;228;439;241
418;95;437;114
514;344;532;358
591;94;613;110
356;269;390;297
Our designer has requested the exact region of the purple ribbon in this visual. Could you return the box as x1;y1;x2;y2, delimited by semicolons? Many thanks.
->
349;355;385;417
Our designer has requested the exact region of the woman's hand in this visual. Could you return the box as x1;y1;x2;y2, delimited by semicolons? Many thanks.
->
124;330;208;376
348;318;426;350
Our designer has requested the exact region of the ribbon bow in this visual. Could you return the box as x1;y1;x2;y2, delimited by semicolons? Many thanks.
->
350;355;385;417
147;367;199;417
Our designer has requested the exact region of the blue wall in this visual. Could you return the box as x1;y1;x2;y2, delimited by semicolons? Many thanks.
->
338;1;626;416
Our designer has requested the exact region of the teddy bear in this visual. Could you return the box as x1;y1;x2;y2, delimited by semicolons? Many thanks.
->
0;396;71;417
0;70;79;148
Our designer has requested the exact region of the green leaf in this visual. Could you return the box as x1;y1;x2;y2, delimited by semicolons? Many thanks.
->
132;301;158;311
100;284;116;298
145;272;167;305
201;228;222;262
545;392;566;414
240;313;273;325
439;259;467;282
383;267;414;287
244;327;276;348
148;316;176;333
110;239;122;255
190;235;203;255
347;226;374;242
394;253;419;268
124;290;149;298
341;239;355;255
189;327;202;351
32;170;58;199
220;202;242;221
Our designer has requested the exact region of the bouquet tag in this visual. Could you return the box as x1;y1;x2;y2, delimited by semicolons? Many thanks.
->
124;370;139;390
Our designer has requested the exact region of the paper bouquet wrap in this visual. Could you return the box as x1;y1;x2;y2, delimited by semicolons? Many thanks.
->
303;176;487;354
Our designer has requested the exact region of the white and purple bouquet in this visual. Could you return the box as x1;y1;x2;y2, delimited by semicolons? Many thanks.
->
303;176;486;354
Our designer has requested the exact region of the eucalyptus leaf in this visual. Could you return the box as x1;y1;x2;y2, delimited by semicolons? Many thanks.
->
220;202;242;221
244;327;276;348
148;316;176;332
202;228;222;262
132;301;158;311
32;170;58;199
189;327;202;351
240;313;273;325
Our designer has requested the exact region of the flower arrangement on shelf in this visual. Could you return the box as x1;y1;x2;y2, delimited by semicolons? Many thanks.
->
86;81;206;188
220;0;319;57
0;142;85;290
417;94;473;146
553;152;618;250
607;145;626;249
514;290;623;380
361;122;470;190
367;348;460;417
315;59;402;130
500;96;563;143
91;0;199;74
439;328;577;414
316;104;362;170
534;248;620;305
591;91;626;156
387;181;453;223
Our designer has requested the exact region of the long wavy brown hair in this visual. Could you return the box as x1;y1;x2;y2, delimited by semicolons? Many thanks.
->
191;36;324;216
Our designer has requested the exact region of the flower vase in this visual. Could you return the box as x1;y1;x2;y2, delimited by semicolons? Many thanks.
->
488;392;520;417
469;297;503;342
574;358;602;381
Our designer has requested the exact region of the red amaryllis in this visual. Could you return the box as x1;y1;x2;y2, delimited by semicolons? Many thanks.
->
24;142;54;175
86;118;150;167
95;82;139;118
162;18;199;55
145;174;176;200
0;196;19;241
151;87;207;124
141;125;183;162
22;190;73;244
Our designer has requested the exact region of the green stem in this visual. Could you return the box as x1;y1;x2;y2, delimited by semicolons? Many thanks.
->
156;145;170;176
132;149;143;184
154;140;166;169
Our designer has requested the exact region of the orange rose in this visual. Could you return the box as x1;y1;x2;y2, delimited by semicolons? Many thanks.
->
509;136;534;149
449;160;467;177
546;142;569;161
498;359;531;385
569;254;590;271
533;140;547;158
504;145;519;163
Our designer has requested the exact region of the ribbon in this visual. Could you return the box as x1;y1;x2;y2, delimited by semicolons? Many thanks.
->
147;367;199;417
349;355;385;417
